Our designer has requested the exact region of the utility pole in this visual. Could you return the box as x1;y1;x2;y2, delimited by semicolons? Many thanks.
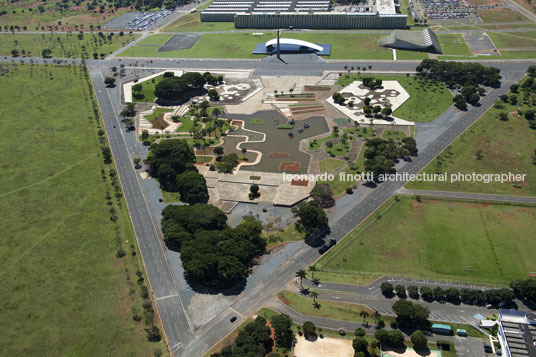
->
276;29;280;60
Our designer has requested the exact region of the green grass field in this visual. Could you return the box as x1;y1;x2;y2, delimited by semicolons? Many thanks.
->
487;31;536;48
381;129;407;140
407;78;536;196
437;34;473;56
0;64;162;355
137;34;174;46
118;32;427;60
164;1;237;32
0;33;139;58
0;0;132;30
132;74;165;103
338;74;453;122
319;158;346;173
478;8;530;23
319;196;536;285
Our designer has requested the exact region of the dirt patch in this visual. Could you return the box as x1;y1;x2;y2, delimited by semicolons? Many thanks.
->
150;114;168;129
266;320;276;355
304;85;331;91
291;179;309;186
294;335;354;357
280;161;300;171
268;152;289;158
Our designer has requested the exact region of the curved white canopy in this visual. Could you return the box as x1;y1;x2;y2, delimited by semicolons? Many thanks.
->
265;38;323;51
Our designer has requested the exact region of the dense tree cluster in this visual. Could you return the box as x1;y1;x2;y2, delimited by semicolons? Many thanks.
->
410;330;428;350
310;183;335;208
217;153;240;173
211;316;273;357
416;59;501;88
362;77;383;89
291;201;329;236
392;300;430;329
272;314;294;349
203;71;224;85
332;92;346;105
510;279;536;302
375;329;405;348
162;205;266;288
145;139;196;188
154;72;206;102
363;137;418;177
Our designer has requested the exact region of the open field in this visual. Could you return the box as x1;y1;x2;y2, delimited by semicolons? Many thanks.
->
0;33;139;58
318;196;536;285
133;74;165;102
487;31;536;48
381;129;407;140
407;77;536;196
0;64;162;355
0;0;132;30
319;158;346;173
164;1;236;32
118;32;427;60
338;74;453;122
437;34;473;56
478;7;530;22
512;0;536;15
137;34;174;45
263;224;305;248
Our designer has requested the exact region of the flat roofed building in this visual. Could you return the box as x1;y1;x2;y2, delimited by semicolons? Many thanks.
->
498;309;536;357
379;28;443;53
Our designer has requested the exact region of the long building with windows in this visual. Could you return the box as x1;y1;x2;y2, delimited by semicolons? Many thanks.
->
498;309;536;357
200;0;407;29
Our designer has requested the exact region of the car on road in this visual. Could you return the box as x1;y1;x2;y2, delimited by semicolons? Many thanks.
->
230;316;237;323
319;238;337;254
483;343;493;353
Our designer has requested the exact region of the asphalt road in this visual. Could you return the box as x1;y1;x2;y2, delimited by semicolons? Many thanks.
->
399;188;536;204
8;55;527;356
90;69;193;354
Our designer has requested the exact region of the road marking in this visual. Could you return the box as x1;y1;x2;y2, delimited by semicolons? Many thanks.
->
155;294;179;301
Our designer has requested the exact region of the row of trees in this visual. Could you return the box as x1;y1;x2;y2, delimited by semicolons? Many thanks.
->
416;59;501;88
364;137;418;177
380;281;518;307
161;204;266;288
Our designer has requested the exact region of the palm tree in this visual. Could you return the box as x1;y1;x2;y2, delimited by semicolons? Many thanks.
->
295;269;307;287
308;265;317;280
372;310;381;323
311;290;319;305
359;310;369;323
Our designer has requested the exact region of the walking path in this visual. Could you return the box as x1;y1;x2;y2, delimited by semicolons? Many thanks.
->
399;188;536;204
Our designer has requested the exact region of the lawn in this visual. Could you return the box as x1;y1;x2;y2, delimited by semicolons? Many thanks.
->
251;118;265;125
278;290;375;323
319;142;367;195
0;0;132;30
0;32;139;58
318;196;536;285
437;34;472;56
118;32;410;60
487;31;536;48
177;116;202;133
478;8;530;23
132;74;165;103
338;74;453;122
342;126;376;139
0;64;162;355
325;140;351;157
309;132;336;150
164;1;237;32
381;129;407;140
319;158;346;173
406;77;536;196
137;34;174;46
263;224;306;248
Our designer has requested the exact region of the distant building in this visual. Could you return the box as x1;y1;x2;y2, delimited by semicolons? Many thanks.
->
498;309;536;357
200;0;407;29
379;28;443;53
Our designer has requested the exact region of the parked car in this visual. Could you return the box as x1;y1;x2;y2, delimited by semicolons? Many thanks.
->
483;343;493;353
230;316;237;323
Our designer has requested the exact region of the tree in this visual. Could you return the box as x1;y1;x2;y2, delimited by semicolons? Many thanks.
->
120;102;136;118
154;76;189;101
308;265;317;280
310;183;335;208
272;314;293;349
208;89;220;101
214;146;224;157
445;288;460;303
359;310;369;323
176;170;209;205
295;269;307;287
132;83;143;92
291;201;329;236
302;321;316;340
433;287;445;302
395;285;406;297
101;146;112;164
453;94;467;110
380;282;394;296
310;290;319;306
364;97;372;106
407;285;419;300
133;157;141;169
373;310;381;323
145;139;195;191
249;184;260;199
420;286;433;301
354;328;366;337
381;107;392;117
141;129;149;141
499;112;509;121
41;48;52;58
181;72;206;88
352;336;368;354
510;84;519;93
411;330;427;350
104;77;116;87
217;153;239;173
363;105;372;116
11;49;19;57
375;330;390;346
372;105;382;115
388;330;405;347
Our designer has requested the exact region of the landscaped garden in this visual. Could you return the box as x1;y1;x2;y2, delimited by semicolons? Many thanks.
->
337;74;453;122
318;196;536;285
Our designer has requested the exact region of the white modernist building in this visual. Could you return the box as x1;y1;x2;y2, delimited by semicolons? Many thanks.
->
265;38;323;52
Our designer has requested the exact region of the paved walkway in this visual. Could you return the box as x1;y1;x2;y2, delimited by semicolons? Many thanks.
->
399;188;536;204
